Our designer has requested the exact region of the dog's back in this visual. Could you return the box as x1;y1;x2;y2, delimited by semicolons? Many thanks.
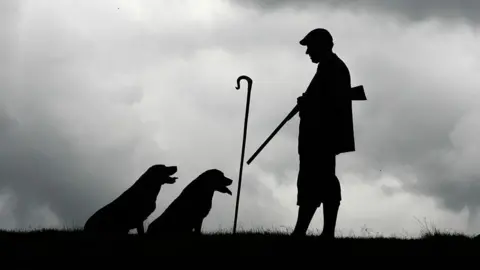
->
147;180;209;234
84;183;155;233
84;164;177;233
147;169;232;235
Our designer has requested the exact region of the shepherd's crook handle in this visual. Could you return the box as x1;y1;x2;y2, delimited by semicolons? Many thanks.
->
236;75;252;91
233;75;252;234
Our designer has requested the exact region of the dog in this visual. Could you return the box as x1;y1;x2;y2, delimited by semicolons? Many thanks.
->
84;164;178;234
147;169;233;235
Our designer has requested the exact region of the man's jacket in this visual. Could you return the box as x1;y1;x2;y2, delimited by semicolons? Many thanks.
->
298;53;355;156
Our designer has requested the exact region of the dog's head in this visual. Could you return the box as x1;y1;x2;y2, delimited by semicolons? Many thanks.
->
198;169;233;195
144;164;178;185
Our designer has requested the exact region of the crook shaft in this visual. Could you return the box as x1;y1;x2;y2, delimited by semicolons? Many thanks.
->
233;74;253;234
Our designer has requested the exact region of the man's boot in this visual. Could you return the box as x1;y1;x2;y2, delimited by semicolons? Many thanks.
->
292;205;317;237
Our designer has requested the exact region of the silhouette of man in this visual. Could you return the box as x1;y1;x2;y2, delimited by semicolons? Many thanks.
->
292;28;354;238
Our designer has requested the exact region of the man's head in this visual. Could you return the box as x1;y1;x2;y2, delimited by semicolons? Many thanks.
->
299;28;334;63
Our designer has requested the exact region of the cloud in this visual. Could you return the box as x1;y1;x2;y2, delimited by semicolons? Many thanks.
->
336;174;472;237
344;20;480;220
232;0;480;25
0;0;180;228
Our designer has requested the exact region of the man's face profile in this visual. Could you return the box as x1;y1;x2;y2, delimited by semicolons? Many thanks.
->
305;44;321;63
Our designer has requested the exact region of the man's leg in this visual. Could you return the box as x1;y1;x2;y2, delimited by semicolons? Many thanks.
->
292;205;317;236
293;155;318;236
321;153;340;238
321;201;340;238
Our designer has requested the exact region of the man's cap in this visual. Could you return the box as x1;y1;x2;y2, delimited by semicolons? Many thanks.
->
299;28;333;47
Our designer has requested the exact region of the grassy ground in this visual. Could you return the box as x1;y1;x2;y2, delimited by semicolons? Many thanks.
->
1;227;479;257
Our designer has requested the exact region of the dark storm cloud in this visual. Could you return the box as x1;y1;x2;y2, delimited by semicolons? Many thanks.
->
233;0;480;24
335;27;480;223
0;66;169;228
0;0;176;228
0;0;291;230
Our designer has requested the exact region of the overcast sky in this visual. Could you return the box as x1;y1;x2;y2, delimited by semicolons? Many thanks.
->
1;0;480;237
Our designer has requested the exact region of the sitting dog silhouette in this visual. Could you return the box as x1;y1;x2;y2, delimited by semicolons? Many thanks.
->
84;164;178;234
147;169;233;235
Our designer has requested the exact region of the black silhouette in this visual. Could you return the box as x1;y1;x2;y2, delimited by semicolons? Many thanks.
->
147;169;233;235
84;164;178;234
233;75;253;234
291;28;360;238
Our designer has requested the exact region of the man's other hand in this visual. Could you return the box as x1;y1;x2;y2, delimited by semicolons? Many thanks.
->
297;94;306;106
297;94;307;118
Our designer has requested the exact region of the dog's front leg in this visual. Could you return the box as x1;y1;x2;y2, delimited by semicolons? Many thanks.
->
137;222;145;235
193;219;203;235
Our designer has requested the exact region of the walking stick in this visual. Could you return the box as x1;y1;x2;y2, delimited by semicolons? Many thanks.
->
233;75;253;234
246;85;366;165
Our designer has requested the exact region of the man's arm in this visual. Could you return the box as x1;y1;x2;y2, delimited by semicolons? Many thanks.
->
304;63;352;107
